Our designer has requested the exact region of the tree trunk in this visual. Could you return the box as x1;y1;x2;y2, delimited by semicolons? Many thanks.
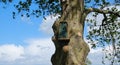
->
51;0;90;65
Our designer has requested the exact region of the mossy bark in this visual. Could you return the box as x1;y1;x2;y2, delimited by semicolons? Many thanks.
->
51;0;90;65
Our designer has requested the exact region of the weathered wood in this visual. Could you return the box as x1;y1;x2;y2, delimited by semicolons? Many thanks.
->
51;0;90;65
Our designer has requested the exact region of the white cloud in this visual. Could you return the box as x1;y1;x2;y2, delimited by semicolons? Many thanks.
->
0;38;110;65
25;38;55;56
86;12;104;32
0;38;55;65
84;38;104;65
1;6;119;65
88;49;104;65
25;38;55;65
39;15;60;35
0;44;24;62
87;45;120;65
0;38;116;65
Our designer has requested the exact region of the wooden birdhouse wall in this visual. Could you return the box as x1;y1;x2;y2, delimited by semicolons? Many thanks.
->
58;21;68;39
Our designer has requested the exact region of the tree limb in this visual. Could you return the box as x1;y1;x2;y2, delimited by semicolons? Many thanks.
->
85;8;120;17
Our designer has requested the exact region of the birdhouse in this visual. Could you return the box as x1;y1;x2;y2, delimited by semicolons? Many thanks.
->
58;21;70;46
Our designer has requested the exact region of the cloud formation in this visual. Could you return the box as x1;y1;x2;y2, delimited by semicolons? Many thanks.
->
39;15;60;35
0;44;24;62
0;38;55;65
2;6;120;64
0;38;110;65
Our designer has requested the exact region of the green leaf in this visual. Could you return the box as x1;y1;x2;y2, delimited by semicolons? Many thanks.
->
106;39;110;43
12;12;15;19
91;44;96;48
95;0;99;3
102;0;106;4
9;0;12;2
2;0;6;3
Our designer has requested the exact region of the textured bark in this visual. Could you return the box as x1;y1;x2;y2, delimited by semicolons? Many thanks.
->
51;0;90;65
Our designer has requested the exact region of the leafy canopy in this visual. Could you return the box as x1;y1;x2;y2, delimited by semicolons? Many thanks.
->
0;0;120;64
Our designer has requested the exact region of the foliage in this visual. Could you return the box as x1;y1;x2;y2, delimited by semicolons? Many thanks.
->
0;0;120;65
86;1;120;65
1;0;61;18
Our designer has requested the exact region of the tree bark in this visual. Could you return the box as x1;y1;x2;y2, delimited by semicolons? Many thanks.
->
51;0;90;65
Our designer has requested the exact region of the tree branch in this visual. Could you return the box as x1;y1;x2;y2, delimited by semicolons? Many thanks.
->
85;8;120;17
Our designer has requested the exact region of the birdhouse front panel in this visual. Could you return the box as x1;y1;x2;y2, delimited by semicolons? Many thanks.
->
58;22;68;39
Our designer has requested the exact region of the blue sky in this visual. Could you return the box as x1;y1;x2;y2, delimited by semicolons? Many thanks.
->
0;1;119;65
0;3;55;65
0;2;51;45
0;5;102;65
0;2;55;65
